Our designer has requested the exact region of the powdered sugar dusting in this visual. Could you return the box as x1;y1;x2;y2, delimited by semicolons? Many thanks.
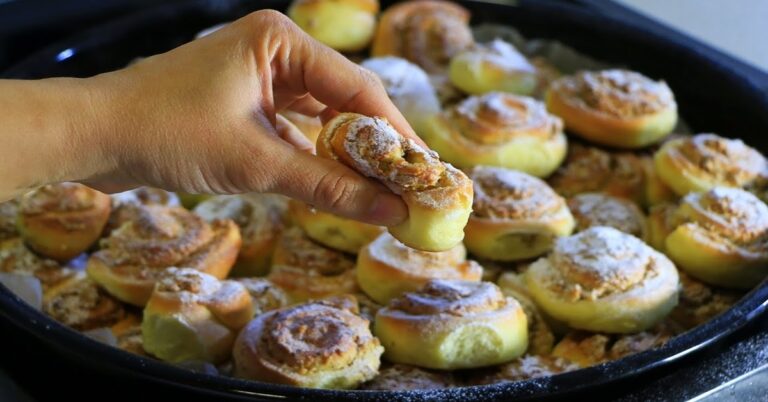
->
459;38;535;74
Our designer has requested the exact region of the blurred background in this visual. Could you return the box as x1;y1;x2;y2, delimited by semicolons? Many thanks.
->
0;0;767;73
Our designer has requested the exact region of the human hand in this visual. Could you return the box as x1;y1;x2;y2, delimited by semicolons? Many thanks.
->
79;10;420;226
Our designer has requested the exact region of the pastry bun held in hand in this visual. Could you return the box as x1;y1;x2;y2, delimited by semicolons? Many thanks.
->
317;113;473;252
87;204;240;306
546;69;677;148
234;296;383;389
288;0;379;52
464;166;575;261
374;279;528;370
17;183;111;261
356;232;482;304
525;226;679;333
141;268;254;364
422;92;567;177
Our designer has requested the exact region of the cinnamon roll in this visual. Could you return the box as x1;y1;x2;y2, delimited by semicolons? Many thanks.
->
464;167;575;261
17;183;111;261
422;93;567;177
670;272;742;329
356;232;482;304
525;226;679;333
361;364;456;390
374;279;528;369
87;204;241;306
546;69;678;148
372;0;473;73
288;0;379;52
449;39;538;96
233;296;383;389
317;113;473;252
552;323;678;368
0;238;74;290
42;272;126;331
235;278;289;317
289;200;383;254
661;187;768;289
0;199;19;241
496;271;556;355
268;227;358;302
361;57;442;135
568;193;647;240
654;133;767;196
549;143;666;207
142;268;254;364
194;194;288;276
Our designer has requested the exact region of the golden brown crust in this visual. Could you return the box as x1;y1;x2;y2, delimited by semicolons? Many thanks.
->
548;143;649;205
18;183;112;261
525;226;680;334
87;204;241;306
269;227;358;302
0;238;74;289
449;93;563;146
194;194;287;275
674;188;768;253
568;193;647;239
471;167;565;220
372;0;473;73
549;70;675;119
356;232;482;304
234;297;383;388
656;134;767;193
375;279;528;369
42;272;126;331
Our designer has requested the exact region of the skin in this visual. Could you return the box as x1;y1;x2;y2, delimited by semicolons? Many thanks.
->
0;10;417;226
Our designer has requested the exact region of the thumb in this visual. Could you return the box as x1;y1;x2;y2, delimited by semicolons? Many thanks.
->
269;145;408;226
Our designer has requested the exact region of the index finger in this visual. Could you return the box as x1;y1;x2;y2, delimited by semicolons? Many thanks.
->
269;15;427;148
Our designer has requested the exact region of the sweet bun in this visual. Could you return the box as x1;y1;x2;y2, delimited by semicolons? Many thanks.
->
546;69;677;148
288;0;379;52
317;113;473;252
449;39;537;96
289;199;383;254
374;279;528;369
356;232;482;304
17;183;111;261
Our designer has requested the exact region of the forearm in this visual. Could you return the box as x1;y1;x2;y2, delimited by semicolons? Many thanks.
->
0;77;118;201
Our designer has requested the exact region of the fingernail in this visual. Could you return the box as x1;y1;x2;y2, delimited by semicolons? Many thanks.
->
368;193;408;226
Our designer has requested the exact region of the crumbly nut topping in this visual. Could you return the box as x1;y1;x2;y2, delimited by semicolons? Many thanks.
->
673;133;767;187
552;69;675;118
471;166;566;220
569;193;645;238
389;279;507;316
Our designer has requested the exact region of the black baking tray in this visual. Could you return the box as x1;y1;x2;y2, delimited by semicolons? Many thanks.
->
2;1;768;401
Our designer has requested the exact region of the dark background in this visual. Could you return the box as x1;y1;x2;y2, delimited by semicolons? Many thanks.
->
0;1;767;401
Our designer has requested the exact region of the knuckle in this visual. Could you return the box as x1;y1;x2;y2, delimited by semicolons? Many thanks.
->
313;170;358;212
